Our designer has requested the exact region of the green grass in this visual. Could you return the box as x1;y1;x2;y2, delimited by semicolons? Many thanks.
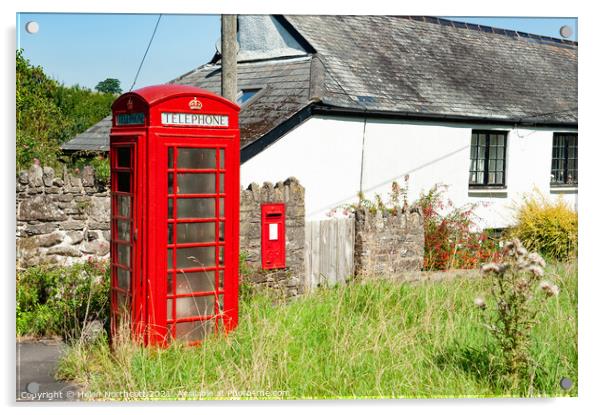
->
56;261;577;400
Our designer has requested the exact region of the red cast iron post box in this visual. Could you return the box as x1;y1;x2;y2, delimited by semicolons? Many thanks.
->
109;84;240;346
261;203;286;270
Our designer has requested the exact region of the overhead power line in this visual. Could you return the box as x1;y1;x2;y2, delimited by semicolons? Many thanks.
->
129;14;162;92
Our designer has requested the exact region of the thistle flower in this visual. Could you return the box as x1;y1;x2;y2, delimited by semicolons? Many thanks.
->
481;263;499;274
528;265;545;278
527;252;546;268
517;245;528;257
474;297;486;309
516;278;529;291
539;280;560;297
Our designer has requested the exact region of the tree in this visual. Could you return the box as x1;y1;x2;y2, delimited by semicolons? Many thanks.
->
16;49;116;169
95;78;122;94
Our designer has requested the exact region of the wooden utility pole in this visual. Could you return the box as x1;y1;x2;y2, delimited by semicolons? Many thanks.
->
221;15;237;102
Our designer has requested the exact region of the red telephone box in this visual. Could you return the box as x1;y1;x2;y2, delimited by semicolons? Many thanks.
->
109;84;240;346
261;203;286;270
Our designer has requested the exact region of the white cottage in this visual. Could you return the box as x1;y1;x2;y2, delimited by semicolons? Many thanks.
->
63;15;578;229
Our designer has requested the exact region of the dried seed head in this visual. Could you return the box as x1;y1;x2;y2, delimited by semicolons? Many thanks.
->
474;297;486;309
528;265;545;278
516;278;529;291
517;245;528;257
539;280;560;297
481;263;499;274
527;252;546;268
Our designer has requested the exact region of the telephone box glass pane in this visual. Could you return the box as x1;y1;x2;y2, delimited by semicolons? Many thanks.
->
171;246;215;269
168;173;174;194
175;271;214;294
177;198;215;218
117;148;131;168
218;247;224;265
117;244;130;266
117;172;131;192
219;197;224;217
219;222;225;242
116;220;130;241
176;222;216;244
117;268;130;291
117;196;130;217
168;198;174;218
175;320;214;342
219;149;225;169
176;296;215;318
168;148;173;168
219;174;225;193
178;148;215;169
177;173;215;194
218;270;224;290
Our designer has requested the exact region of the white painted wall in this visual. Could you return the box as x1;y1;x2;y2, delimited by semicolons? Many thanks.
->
241;115;578;229
240;116;365;218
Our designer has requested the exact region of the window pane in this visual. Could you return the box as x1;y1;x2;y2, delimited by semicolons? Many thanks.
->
168;147;173;168
177;222;216;244
117;244;130;266
116;219;130;241
171;246;215;269
477;159;485;172
116;292;129;311
219;197;225;217
168;223;173;244
496;160;504;172
174;319;214;342
175;271;215;294
176;295;215;319
117;147;131;168
496;172;504;184
177;198;215;218
471;134;478;147
218;270;224;290
168;173;174;194
219;221;225;242
476;172;484;184
219;174;225;193
117;172;130;192
117;268;130;291
117;195;130;217
168;198;174;218
177;173;215;194
178;148;215;169
219;149;225;169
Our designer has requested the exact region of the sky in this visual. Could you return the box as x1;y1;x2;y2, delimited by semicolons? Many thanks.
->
16;13;578;91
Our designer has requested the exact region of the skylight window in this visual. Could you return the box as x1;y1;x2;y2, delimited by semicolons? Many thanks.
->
236;88;261;105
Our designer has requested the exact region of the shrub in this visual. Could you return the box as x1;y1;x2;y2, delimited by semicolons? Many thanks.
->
476;238;560;388
416;184;501;271
16;259;110;341
509;191;577;261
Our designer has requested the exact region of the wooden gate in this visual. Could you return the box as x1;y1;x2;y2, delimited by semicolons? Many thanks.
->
304;217;355;290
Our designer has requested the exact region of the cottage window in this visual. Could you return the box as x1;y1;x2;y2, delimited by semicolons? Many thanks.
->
550;133;578;186
469;130;507;187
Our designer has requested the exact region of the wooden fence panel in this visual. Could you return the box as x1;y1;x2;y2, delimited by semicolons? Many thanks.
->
305;217;355;290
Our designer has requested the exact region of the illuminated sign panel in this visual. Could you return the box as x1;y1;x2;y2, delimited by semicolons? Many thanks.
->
161;112;229;127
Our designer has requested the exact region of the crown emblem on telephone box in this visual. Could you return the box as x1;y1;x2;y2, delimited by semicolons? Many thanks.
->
188;97;202;110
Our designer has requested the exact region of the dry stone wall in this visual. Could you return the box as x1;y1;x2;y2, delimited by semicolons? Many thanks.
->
16;164;110;268
354;207;424;279
16;163;306;299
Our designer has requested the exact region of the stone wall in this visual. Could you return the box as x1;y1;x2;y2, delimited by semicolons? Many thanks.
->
16;163;306;299
239;178;305;298
354;207;424;279
16;164;110;268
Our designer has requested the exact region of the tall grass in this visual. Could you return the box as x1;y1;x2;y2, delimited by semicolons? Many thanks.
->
57;262;577;400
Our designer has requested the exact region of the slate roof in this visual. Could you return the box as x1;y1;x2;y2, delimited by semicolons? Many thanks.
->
284;15;577;124
62;15;577;153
